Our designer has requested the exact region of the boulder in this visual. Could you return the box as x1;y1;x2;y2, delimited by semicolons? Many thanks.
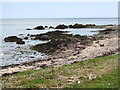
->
40;35;50;40
4;36;25;44
99;43;104;47
27;34;30;36
45;26;48;28
72;23;85;28
32;38;76;55
35;35;50;40
49;26;54;29
68;25;74;28
26;28;31;30
34;26;45;30
16;40;25;44
55;24;68;29
4;36;22;42
24;37;28;40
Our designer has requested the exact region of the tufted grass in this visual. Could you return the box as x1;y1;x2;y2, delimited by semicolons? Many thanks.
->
1;54;119;88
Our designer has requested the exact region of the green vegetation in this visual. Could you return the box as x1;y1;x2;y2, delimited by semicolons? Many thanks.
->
1;54;119;88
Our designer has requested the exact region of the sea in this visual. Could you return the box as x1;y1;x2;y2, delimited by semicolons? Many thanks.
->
0;18;118;66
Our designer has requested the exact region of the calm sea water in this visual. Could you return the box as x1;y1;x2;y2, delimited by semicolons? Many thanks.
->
0;18;118;66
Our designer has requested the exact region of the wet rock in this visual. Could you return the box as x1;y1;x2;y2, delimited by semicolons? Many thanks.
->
35;35;50;40
16;40;25;44
68;25;74;28
33;52;36;55
41;35;50;40
55;24;68;29
34;26;45;30
26;28;31;30
45;26;48;28
99;28;115;34
24;37;28;40
4;36;22;42
86;24;96;27
30;56;35;58
72;23;86;28
27;34;30;36
33;30;69;40
32;38;77;55
49;26;54;29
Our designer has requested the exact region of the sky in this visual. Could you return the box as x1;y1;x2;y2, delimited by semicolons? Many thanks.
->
0;2;118;18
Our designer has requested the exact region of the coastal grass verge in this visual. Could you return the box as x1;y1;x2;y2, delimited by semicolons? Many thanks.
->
1;54;119;88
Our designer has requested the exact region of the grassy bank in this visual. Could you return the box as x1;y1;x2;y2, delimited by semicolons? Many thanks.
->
1;54;119;88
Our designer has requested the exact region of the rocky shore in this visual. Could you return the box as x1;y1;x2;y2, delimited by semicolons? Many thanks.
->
1;25;119;76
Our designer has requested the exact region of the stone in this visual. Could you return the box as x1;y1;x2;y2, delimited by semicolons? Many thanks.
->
34;26;45;30
55;24;68;29
40;35;50;40
35;35;50;40
26;28;31;30
99;43;104;47
49;26;54;29
16;40;25;44
27;34;30;36
72;23;86;28
24;37;28;39
45;26;48;28
4;36;22;42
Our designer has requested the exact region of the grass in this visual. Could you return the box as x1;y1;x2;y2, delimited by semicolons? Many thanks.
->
69;70;118;88
1;54;119;88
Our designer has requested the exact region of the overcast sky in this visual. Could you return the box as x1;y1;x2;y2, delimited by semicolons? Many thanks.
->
1;2;118;18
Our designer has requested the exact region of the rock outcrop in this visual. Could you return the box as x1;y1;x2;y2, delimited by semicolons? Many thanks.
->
34;26;45;30
55;24;68;29
4;36;25;44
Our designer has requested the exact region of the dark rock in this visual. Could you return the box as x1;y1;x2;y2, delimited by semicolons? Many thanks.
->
72;23;86;28
40;35;50;40
34;26;45;30
27;34;30;36
32;38;76;55
55;24;68;29
24;37;28;39
30;56;35;58
86;24;96;27
33;52;36;55
16;40;25;44
99;43;104;47
99;28;115;34
45;26;48;28
33;30;69;40
49;26;54;29
68;25;74;28
40;64;48;68
35;35;50;40
4;36;22;42
26;28;31;30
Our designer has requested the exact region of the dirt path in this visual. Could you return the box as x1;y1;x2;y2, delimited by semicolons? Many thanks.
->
0;37;119;76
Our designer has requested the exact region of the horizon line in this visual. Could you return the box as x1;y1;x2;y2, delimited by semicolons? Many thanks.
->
0;17;118;19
